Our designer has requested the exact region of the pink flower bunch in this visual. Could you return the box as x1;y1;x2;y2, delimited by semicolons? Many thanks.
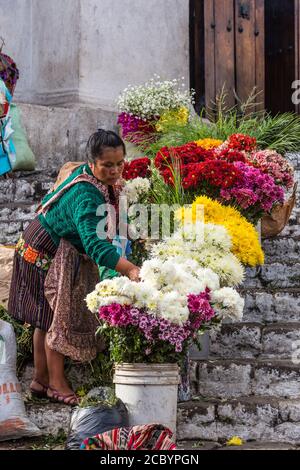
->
99;303;132;327
187;289;215;329
220;161;285;212
247;149;294;190
98;288;217;353
99;303;190;352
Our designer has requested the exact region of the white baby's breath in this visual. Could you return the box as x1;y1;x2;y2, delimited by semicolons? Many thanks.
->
117;76;195;119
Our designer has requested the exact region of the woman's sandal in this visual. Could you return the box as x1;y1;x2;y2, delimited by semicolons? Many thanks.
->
29;380;49;399
47;386;79;406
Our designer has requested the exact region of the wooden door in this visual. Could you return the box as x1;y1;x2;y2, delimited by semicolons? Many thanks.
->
190;0;298;115
190;0;264;112
203;0;236;109
235;0;264;109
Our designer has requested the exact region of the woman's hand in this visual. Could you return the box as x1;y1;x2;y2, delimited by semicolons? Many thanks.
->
115;257;140;281
127;267;140;282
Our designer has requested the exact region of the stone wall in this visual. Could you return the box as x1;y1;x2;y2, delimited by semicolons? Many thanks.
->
0;170;55;244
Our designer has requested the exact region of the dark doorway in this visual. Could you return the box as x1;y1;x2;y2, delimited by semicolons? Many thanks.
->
265;0;295;113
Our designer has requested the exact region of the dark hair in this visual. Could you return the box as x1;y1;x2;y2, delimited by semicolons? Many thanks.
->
86;128;126;163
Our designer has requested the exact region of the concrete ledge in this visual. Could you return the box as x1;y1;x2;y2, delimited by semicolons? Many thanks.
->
17;103;118;171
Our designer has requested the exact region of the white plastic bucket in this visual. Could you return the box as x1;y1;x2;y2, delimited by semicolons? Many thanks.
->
113;363;180;435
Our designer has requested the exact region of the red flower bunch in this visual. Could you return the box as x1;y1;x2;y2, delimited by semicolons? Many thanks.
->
214;148;247;163
122;157;151;180
160;167;176;186
154;143;213;171
227;134;257;152
182;160;241;190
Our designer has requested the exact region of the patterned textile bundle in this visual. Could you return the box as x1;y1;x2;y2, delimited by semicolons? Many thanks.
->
0;52;19;97
80;424;176;451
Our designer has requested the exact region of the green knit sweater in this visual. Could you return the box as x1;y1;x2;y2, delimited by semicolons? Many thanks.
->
39;164;120;270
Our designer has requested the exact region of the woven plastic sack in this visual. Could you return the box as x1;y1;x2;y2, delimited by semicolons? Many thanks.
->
261;183;298;238
0;320;41;441
8;104;35;171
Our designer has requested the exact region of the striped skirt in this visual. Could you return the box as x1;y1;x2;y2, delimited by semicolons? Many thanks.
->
8;218;57;331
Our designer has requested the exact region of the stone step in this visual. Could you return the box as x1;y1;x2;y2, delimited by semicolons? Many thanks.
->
1;435;297;450
178;440;300;450
280;221;300;238
262;237;300;263
241;289;300;324
0;172;55;204
0;172;55;244
276;206;300;238
177;397;300;443
190;359;300;399
0;436;65;450
1;165;299;243
24;396;300;445
209;323;300;360
26;402;71;436
287;152;300;170
243;263;300;289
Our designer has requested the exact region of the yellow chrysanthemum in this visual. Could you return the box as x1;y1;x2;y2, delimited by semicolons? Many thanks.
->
156;107;189;132
176;196;264;267
226;436;244;446
194;138;223;150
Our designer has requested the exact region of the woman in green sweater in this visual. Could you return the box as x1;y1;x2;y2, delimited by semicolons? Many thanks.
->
8;129;140;405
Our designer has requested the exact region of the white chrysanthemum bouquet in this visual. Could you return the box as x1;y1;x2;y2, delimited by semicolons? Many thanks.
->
86;221;244;364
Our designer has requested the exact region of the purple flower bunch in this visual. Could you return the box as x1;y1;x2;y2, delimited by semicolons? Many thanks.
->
117;112;143;138
117;112;158;143
98;287;217;354
220;161;284;212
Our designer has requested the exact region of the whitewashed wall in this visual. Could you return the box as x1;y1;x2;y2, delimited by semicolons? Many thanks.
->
0;0;189;110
